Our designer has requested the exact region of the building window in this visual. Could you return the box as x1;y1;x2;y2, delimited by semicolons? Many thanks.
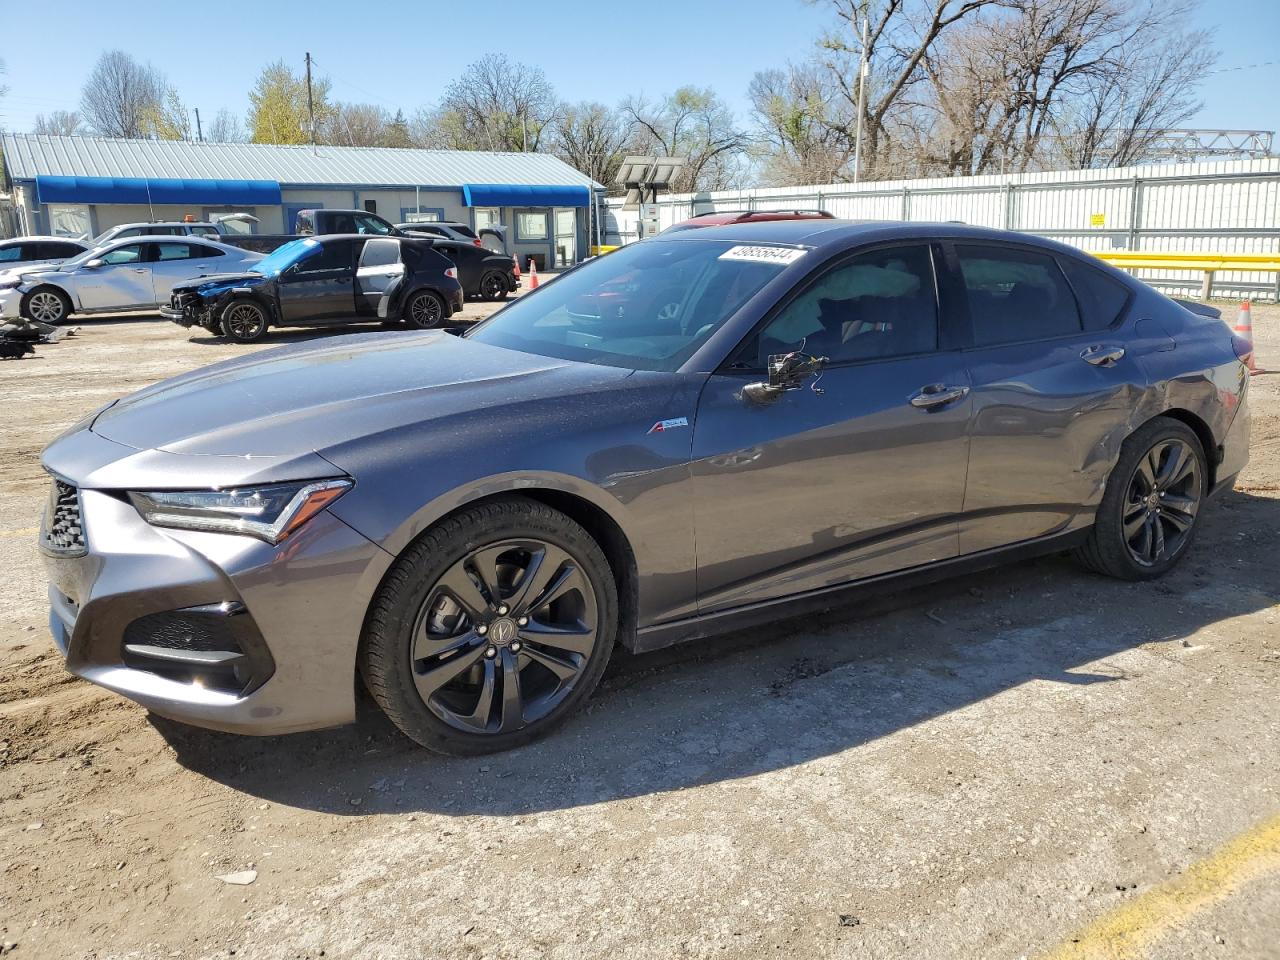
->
47;204;90;238
401;207;444;223
516;210;548;241
364;199;377;214
474;207;502;230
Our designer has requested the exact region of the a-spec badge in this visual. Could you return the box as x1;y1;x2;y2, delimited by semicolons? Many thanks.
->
647;417;689;434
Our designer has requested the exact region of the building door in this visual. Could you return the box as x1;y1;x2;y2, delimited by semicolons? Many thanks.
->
554;209;577;266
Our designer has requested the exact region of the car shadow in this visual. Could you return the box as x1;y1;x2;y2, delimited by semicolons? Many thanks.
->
154;488;1279;816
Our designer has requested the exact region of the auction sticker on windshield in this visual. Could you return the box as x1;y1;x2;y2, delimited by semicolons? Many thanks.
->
718;245;807;265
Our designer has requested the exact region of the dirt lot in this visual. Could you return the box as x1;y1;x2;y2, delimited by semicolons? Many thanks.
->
1;300;1278;960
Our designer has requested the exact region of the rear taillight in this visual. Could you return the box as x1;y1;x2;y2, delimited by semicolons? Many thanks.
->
444;267;457;279
1231;333;1254;363
472;238;482;246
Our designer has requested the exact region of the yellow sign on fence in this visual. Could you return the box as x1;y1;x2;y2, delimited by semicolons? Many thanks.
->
1089;212;1106;227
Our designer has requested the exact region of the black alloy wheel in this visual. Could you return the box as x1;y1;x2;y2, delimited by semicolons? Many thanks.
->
1075;417;1207;580
1122;437;1202;567
404;291;444;329
360;497;617;754
411;539;599;734
221;300;268;343
480;272;508;301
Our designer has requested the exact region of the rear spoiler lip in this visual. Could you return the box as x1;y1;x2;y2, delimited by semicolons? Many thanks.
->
1172;298;1222;320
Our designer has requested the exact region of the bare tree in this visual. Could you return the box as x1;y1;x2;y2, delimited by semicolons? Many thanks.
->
622;87;748;192
917;0;1215;174
80;50;186;139
549;101;634;187
206;109;246;143
416;54;558;152
749;65;852;184
33;110;85;136
322;102;390;147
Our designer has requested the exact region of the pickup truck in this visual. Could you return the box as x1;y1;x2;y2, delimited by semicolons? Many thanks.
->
218;209;406;255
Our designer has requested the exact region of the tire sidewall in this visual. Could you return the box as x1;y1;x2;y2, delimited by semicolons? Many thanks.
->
220;299;269;343
1095;418;1207;579
403;290;445;329
362;498;618;754
23;287;71;325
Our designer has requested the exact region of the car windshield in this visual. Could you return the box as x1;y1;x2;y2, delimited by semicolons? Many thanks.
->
58;245;113;270
251;238;318;276
465;239;804;371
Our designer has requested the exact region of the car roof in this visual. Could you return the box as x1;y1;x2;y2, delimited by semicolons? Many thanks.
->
658;219;1090;257
1;235;86;244
93;234;248;253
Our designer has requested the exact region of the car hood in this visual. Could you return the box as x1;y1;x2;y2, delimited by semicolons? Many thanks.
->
173;271;267;293
89;331;634;465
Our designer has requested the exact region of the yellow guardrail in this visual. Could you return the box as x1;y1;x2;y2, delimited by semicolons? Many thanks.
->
1088;251;1280;299
588;244;620;257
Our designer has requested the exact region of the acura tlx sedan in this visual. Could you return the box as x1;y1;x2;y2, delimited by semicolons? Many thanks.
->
39;221;1251;755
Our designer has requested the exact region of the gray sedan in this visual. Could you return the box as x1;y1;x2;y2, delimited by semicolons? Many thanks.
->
0;236;262;324
39;221;1250;754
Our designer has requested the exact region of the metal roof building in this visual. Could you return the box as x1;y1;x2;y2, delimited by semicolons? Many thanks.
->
1;134;604;267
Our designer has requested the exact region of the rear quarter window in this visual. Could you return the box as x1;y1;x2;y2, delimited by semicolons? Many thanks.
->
1059;257;1132;331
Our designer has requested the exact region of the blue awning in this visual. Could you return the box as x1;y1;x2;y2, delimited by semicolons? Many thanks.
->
35;175;282;206
462;183;590;208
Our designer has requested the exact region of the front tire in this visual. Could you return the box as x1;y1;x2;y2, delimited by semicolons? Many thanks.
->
1075;417;1207;580
23;287;72;325
219;299;269;343
360;497;618;755
403;290;445;329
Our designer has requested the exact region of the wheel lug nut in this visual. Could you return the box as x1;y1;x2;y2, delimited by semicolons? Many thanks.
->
511;641;521;652
476;624;488;635
485;647;497;659
517;617;528;626
497;604;509;615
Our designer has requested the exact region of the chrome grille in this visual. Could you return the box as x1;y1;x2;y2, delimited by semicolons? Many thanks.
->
42;479;86;557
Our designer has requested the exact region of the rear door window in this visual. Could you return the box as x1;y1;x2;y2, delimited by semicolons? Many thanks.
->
955;244;1082;346
41;242;86;259
1059;257;1131;331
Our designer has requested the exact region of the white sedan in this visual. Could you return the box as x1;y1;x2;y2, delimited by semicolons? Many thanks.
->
0;235;262;325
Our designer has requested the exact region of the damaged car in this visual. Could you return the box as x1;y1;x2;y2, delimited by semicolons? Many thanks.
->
160;235;464;343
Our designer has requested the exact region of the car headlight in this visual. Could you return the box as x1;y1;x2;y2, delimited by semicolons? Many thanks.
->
128;479;352;543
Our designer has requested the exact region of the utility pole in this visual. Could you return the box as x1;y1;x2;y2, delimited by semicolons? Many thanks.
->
305;51;316;150
194;107;203;142
853;17;869;183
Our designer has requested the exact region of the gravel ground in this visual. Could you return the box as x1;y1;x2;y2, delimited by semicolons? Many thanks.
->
1;299;1277;960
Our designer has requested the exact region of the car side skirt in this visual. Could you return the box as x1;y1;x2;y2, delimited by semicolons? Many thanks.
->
632;526;1092;654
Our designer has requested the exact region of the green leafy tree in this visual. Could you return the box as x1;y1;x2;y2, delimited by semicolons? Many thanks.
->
248;60;332;144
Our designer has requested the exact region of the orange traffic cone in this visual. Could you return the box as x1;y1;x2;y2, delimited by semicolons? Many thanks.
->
528;258;539;290
511;253;521;281
1233;300;1263;375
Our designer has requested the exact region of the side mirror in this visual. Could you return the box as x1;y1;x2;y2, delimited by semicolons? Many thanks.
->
742;351;827;405
84;258;103;269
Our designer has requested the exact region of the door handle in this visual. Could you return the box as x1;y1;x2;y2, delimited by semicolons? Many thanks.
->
1080;344;1125;366
910;384;970;409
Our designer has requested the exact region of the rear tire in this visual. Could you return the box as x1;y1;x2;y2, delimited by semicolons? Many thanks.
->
23;287;72;325
219;299;269;344
403;290;445;329
360;496;617;755
1074;417;1207;580
480;272;508;301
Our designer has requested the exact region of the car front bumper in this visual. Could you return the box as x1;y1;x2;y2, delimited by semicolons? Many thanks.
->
40;439;394;736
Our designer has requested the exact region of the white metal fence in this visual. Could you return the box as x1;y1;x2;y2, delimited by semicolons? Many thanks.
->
604;158;1280;301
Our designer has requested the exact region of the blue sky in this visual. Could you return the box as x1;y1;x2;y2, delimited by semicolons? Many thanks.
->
1;0;1277;141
